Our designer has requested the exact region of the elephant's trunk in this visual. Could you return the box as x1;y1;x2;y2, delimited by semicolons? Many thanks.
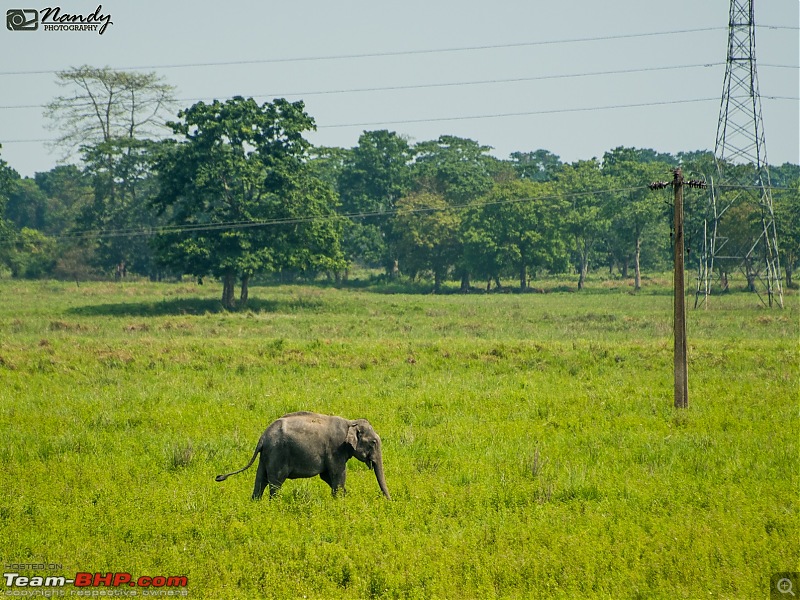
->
372;452;391;500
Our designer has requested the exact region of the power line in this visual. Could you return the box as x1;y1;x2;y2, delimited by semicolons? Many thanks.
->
0;95;778;145
4;95;798;145
3;62;793;111
0;63;732;111
315;96;779;129
0;27;727;77
1;61;790;112
3;95;796;145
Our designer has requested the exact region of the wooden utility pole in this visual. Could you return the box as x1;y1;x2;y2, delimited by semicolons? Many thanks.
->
650;169;705;409
672;168;688;409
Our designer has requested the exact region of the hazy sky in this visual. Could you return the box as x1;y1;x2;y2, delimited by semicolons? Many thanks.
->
1;0;797;177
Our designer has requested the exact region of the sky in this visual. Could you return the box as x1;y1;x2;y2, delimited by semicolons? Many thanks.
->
1;0;797;178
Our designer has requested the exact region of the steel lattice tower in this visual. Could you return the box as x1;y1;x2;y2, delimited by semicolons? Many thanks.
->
695;0;783;308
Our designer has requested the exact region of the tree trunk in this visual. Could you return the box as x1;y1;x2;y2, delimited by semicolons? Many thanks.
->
460;272;470;293
786;264;794;288
519;264;527;290
434;270;442;294
240;274;250;306
634;236;642;291
576;236;588;291
221;273;236;309
746;260;756;292
578;258;588;290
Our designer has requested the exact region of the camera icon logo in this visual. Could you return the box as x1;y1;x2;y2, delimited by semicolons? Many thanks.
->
6;9;39;31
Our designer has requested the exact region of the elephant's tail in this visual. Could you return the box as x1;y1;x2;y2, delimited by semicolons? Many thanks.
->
215;437;263;482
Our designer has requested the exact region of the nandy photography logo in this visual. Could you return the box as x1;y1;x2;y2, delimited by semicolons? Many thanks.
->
6;5;113;34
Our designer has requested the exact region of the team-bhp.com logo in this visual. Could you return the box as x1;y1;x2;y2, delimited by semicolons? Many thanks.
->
6;5;113;34
4;572;188;594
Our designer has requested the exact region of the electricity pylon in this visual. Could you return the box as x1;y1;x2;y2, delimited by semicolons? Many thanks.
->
695;0;783;308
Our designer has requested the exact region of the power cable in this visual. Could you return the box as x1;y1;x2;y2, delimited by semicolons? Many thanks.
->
10;95;798;144
316;96;796;129
0;63;734;110
0;27;728;76
6;62;797;112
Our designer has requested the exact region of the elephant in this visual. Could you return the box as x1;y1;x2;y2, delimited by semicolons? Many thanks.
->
215;411;391;500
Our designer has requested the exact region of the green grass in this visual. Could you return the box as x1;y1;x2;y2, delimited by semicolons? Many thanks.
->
0;279;797;598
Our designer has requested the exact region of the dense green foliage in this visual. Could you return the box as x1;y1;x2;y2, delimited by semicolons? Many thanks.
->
1;66;799;304
153;97;344;308
0;280;796;598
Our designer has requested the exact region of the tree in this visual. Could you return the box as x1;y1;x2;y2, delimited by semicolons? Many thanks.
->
410;135;506;288
463;180;567;290
556;160;612;290
0;147;20;205
412;135;499;205
337;130;415;273
43;66;176;277
44;65;176;158
5;178;48;231
773;179;800;287
4;227;57;278
461;203;506;290
676;150;717;268
307;146;350;189
0;148;21;274
391;192;461;293
31;165;96;280
80;137;164;277
33;165;93;236
509;149;563;182
0;178;56;280
339;130;415;216
154;97;344;308
769;163;800;189
602;148;672;289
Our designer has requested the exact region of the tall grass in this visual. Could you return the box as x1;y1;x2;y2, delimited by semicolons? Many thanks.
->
0;279;796;598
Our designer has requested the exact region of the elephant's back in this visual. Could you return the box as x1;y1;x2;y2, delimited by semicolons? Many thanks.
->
270;412;347;443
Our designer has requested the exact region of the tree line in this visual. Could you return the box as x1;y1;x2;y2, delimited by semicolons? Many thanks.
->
0;66;798;307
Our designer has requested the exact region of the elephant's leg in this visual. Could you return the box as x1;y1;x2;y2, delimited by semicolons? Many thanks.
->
252;455;269;500
327;468;347;497
267;472;287;497
319;470;344;496
266;465;288;498
268;481;283;498
319;470;332;487
262;453;291;498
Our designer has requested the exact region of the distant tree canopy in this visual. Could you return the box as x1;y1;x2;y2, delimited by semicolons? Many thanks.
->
44;65;176;158
0;148;20;271
153;96;344;308
1;66;797;302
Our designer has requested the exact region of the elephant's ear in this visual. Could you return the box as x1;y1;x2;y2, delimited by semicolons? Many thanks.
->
345;423;358;451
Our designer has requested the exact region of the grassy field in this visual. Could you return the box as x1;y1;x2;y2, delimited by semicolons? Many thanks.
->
0;278;797;599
